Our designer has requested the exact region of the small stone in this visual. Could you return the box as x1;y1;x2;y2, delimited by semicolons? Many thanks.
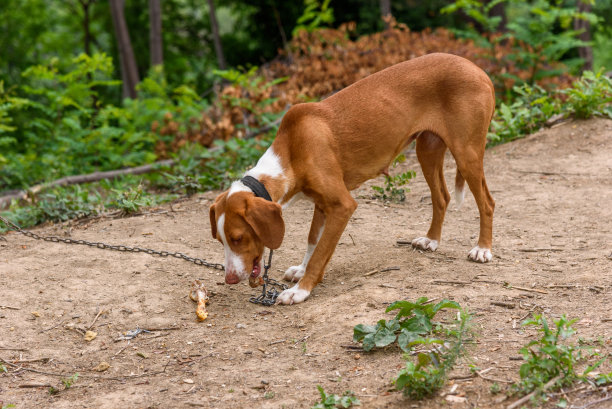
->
184;378;194;384
94;361;110;372
84;330;97;342
446;395;467;403
236;323;247;329
31;311;41;318
354;354;361;360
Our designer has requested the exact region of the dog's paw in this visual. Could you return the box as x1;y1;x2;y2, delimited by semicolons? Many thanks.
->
276;284;310;305
283;265;305;282
411;237;439;252
468;246;492;263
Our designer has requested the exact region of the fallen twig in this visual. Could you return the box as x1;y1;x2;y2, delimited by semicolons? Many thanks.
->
87;309;104;330
363;266;400;277
573;394;612;409
433;280;471;285
477;369;513;384
507;375;562;409
0;355;170;381
0;347;29;351
18;383;53;388
503;283;548;294
0;305;21;310
518;248;563;253
491;301;516;309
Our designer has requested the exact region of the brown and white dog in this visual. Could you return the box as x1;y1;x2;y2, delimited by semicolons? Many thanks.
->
209;53;495;305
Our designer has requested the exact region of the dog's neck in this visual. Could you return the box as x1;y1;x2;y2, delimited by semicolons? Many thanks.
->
228;146;294;204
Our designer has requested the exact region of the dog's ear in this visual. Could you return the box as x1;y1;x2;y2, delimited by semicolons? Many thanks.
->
209;203;217;239
244;197;285;249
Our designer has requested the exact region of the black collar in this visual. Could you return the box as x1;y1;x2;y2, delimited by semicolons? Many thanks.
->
240;175;272;202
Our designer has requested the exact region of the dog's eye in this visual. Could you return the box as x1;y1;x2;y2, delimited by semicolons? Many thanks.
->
230;236;242;245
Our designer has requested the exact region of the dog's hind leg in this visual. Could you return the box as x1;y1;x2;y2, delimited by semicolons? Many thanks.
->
451;135;495;263
284;205;325;283
412;131;451;252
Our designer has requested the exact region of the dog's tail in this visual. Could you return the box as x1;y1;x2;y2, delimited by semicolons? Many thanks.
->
454;170;466;209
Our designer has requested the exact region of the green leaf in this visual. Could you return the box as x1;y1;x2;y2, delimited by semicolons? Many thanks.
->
373;327;397;348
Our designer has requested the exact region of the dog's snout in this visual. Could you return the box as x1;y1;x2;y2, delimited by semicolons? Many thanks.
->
225;272;241;284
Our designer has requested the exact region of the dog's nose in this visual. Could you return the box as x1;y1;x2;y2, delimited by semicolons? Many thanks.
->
225;273;240;284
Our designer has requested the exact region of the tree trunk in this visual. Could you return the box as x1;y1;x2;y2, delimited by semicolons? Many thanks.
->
488;0;506;32
149;0;163;67
79;0;94;55
207;0;226;70
379;0;392;29
109;0;140;99
574;1;593;71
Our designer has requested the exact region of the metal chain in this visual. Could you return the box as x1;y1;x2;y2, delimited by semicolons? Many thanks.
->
0;214;225;271
249;249;288;306
0;214;290;306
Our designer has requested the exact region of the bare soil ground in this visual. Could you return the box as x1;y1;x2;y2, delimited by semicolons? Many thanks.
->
1;118;611;409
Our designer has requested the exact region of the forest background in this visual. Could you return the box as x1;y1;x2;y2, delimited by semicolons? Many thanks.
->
1;0;611;230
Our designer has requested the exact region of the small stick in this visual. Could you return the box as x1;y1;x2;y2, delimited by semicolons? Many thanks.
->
364;266;400;277
578;395;612;409
491;301;516;309
503;284;548;294
433;280;471;285
518;248;563;253
0;347;29;351
18;383;53;388
477;370;514;384
268;339;286;346
396;240;412;246
87;309;104;330
0;305;20;310
601;318;612;323
507;375;562;409
40;319;70;334
546;284;579;289
113;344;130;358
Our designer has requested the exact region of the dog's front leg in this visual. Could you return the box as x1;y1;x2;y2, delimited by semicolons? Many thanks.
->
284;205;325;283
277;194;357;305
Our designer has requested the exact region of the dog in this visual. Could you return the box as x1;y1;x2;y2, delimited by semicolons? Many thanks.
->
209;53;495;305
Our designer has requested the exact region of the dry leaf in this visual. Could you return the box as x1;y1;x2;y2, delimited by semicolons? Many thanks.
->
94;361;110;372
84;330;97;341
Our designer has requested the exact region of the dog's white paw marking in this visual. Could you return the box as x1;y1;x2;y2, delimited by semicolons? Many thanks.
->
283;265;305;282
411;237;439;252
468;246;492;263
277;284;310;305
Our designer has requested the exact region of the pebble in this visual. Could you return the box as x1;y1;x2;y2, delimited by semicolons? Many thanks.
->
236;323;247;329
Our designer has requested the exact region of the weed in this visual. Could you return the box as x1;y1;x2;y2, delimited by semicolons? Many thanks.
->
371;155;416;203
394;309;471;399
0;364;7;373
107;184;157;215
511;314;604;404
1;405;15;409
49;372;79;395
562;70;612;119
354;298;470;400
311;386;360;409
264;391;275;399
353;297;461;352
61;373;79;389
490;382;501;394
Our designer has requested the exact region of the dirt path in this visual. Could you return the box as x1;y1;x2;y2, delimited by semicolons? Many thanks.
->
1;118;611;409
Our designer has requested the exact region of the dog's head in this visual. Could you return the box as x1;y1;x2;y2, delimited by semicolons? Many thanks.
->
209;191;284;285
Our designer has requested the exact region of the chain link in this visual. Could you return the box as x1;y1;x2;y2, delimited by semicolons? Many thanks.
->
249;249;288;306
0;214;225;271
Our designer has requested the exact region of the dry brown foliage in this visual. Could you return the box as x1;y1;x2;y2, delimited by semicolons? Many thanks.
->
156;19;573;155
